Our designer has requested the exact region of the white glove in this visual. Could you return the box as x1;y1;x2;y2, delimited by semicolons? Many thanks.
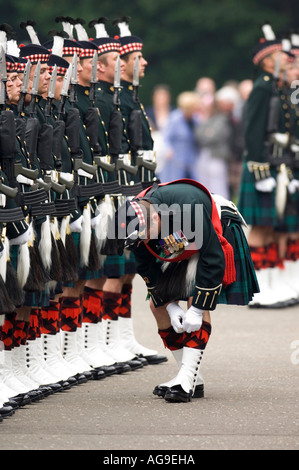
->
69;215;83;233
166;302;185;333
288;179;299;194
255;177;276;193
182;306;204;333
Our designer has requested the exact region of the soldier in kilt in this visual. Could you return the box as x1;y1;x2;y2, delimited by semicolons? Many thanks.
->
116;179;259;403
238;23;299;308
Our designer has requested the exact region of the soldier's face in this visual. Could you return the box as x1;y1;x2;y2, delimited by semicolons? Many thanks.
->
98;51;120;83
78;57;99;86
54;75;65;101
121;51;148;82
286;63;299;84
6;72;22;104
27;63;51;96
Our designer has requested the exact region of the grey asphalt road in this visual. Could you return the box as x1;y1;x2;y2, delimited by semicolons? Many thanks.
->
0;275;298;451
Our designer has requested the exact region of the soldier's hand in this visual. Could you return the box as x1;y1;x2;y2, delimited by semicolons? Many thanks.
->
255;177;276;193
182;306;203;333
166;302;185;333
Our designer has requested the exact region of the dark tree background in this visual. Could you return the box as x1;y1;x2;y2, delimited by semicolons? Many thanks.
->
2;0;299;105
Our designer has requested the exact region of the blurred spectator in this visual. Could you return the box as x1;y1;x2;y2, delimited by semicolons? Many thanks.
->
194;88;234;199
146;84;172;132
158;91;200;182
195;77;216;121
231;79;254;201
146;84;172;175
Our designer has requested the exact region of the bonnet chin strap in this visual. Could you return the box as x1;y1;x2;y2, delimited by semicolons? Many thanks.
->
135;179;236;287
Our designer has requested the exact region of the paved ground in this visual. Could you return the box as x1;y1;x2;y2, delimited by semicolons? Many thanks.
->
0;275;298;451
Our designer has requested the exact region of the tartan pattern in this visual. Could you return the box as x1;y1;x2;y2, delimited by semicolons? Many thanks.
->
267;243;283;268
286;239;299;261
98;42;120;54
124;250;137;275
62;46;83;56
0;313;16;350
120;42;143;56
253;44;282;65
101;291;122;320
104;254;126;278
48;65;68;75
158;322;212;351
79;49;98;58
238;164;299;232
238;164;277;227
40;302;60;335
183;321;212;350
119;284;132;319
16;62;26;72
130;201;146;227
250;246;271;270
6;62;17;72
14;320;28;347
27;309;41;341
158;326;185;351
60;296;82;332
81;287;102;323
22;53;50;64
219;222;260;305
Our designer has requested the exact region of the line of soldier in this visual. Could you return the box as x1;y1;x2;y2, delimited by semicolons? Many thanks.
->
0;16;167;420
238;23;299;309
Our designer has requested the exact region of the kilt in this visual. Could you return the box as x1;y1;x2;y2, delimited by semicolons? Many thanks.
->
238;163;299;232
124;249;137;275
104;253;125;278
218;221;259;305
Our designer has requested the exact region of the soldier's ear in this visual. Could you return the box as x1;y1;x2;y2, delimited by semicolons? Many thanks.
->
151;211;160;226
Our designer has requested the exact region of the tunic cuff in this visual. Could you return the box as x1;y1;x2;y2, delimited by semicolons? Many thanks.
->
192;284;222;311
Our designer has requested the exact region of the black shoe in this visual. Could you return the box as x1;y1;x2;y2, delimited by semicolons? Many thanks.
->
65;376;78;386
91;369;106;380
127;359;143;370
142;354;168;365
164;385;192;403
10;393;31;407
95;365;118;376
74;373;88;384
154;383;204;399
113;362;131;374
0;405;15;418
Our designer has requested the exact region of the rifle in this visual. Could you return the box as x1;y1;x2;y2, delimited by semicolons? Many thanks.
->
109;56;138;191
84;51;115;183
264;52;292;168
0;50;39;195
0;46;8;107
63;54;98;199
128;56;156;184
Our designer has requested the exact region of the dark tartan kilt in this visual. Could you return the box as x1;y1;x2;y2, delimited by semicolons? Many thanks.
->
153;222;259;307
218;222;259;305
238;164;299;232
124;249;137;275
104;254;125;278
